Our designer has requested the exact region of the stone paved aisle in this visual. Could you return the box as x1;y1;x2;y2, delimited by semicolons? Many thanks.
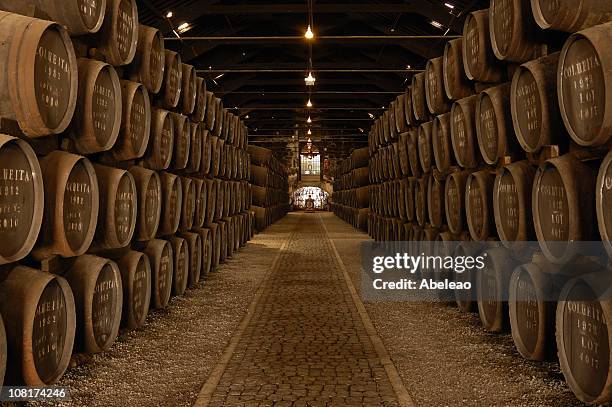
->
200;212;404;407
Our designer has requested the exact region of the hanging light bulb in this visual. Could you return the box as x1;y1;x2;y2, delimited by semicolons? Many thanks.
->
305;25;314;39
305;72;316;86
306;98;313;108
307;129;312;135
307;116;312;124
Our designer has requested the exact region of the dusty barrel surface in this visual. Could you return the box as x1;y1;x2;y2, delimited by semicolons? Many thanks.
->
411;72;428;122
489;0;543;63
169;236;188;296
404;86;416;126
179;176;196;232
158;172;183;236
111;80;151;161
0;12;78;137
0;266;76;385
477;248;517;332
0;135;44;265
476;83;516;165
466;170;496;241
204;91;216;131
116;250;151;330
180;232;202;286
96;0;138;66
64;255;122;354
556;272;612;404
451;95;480;168
37;151;98;258
192;179;206;229
204;178;216;227
191;77;207;123
407;131;421;178
415;176;429;227
596;151;612;258
533;155;597;264
511;52;564;153
418;121;434;173
462;9;504;83
180;63;197;115
129;24;165;93
144;239;173;309
209;222;221;270
93;164;137;249
71;59;121;154
445;170;470;234
170;112;191;170
200;130;212;176
394;94;409;133
213;98;224;138
425;57;451;115
530;0;612;32
443;38;473;101
557;22;612;147
196;228;213;277
129;166;161;241
159;50;182;109
432;112;454;173
428;175;445;228
143;108;174;170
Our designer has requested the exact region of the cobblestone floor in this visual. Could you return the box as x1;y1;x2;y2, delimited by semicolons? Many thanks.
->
206;213;401;407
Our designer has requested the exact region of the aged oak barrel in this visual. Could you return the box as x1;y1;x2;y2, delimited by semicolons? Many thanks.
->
192;178;206;229
418;121;434;173
432;112;455;173
143;107;174;170
404;86;417;126
596;150;612;259
180;232;202;286
37;151;98;258
196;227;213;277
533;154;597;264
143;239;173;309
531;0;612;32
425;57;451;115
476;83;518;165
159;50;181;109
170;112;191;170
443;38;473;101
180;63;197;115
558;22;612;147
0;266;75;385
158;172;182;236
477;248;517;332
96;0;138;66
411;72;428;122
454;243;479;312
204;178;216;227
64;255;122;354
415;176;429;227
129;24;164;94
128;166;161;241
394;94;409;133
212;98;224;138
494;160;536;247
209;222;221;270
511;52;564;153
0;135;44;265
407;131;421;178
462;9;504;83
204;91;215;131
71;58;121;154
466;170;496;241
110;80;151;160
191;77;207;122
179;176;196;232
116;250;150;330
200;129;212;176
489;0;543;63
93;164;137;249
169;236;188;296
445;170;470;234
428;175;445;228
398;132;410;177
0;12;77;137
451;95;480;168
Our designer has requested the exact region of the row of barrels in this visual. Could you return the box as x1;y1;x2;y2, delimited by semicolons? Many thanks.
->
0;209;254;387
331;147;371;231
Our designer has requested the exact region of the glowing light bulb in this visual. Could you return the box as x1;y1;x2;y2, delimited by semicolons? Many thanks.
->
306;99;313;108
307;129;312;135
305;72;316;86
166;11;173;18
305;25;314;39
307;116;312;124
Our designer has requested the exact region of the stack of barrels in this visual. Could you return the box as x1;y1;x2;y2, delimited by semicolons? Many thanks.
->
0;0;253;388
248;145;289;231
330;147;370;231
339;1;612;404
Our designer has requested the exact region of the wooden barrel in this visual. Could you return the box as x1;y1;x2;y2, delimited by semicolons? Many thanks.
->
451;95;479;168
476;83;517;165
212;98;224;138
511;52;564;153
0;266;75;385
477;248;517;332
192;178;206;229
209;223;221;270
432;113;455;173
556;271;612;404
405;178;417;222
170;112;191;170
223;217;235;258
489;0;543;63
64;255;122;353
214;179;224;220
204;91;215;131
425;57;451;115
445;170;470;234
116;250;151;330
407;130;421;178
533;154;597;264
180;232;202;286
466;170;496;241
443;38;473;101
462;9;504;83
404;86;417;126
37;151;98;258
143;108;174;170
428;175;445;228
96;0;138;66
204;178;216;227
196;228;213;277
129;24;164;93
454;243;479;312
159;50;181;109
494;161;536;246
218;219;228;263
531;0;612;32
93;164;137;249
191;77;207;123
222;181;231;218
71;59;121;154
0;12;77;137
411;72;428;122
111;80;151;160
398;132;410;177
158;172;183;236
558;22;612;147
179;176;196;232
211;137;223;177
415;176;429;227
169;236;188;296
418;121;434;173
597;150;612;259
0;135;44;265
143;239;173;309
129;166;161;241
200;130;212;176
394;94;409;133
180;63;197;115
